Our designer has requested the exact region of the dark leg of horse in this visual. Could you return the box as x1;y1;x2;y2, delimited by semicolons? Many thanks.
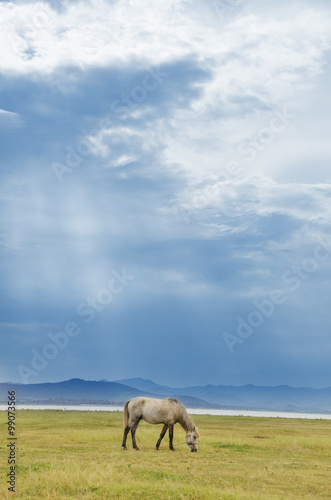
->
122;425;130;450
156;424;168;450
169;424;175;451
131;418;141;450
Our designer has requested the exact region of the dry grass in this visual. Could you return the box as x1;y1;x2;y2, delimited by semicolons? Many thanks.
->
1;410;331;499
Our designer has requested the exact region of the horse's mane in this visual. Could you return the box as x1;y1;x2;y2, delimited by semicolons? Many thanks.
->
167;397;196;432
167;397;186;411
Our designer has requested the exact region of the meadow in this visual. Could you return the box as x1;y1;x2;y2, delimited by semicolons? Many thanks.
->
1;410;331;499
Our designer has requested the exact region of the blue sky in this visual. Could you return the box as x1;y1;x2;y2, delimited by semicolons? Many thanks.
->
1;0;331;387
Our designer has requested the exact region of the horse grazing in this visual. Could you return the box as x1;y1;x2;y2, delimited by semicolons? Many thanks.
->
122;397;199;452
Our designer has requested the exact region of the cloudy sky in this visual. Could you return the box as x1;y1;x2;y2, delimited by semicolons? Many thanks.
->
1;0;331;388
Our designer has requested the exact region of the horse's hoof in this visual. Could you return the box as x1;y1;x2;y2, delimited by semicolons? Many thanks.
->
170;447;175;451
134;447;140;451
122;446;127;450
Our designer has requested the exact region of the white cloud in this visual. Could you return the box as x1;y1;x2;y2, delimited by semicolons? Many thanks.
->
2;1;330;189
171;170;331;242
111;154;137;168
0;109;23;128
1;2;330;86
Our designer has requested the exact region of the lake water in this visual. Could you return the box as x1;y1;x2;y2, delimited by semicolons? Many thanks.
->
1;405;331;419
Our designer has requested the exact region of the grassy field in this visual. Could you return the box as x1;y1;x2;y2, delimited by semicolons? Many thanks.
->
1;410;331;499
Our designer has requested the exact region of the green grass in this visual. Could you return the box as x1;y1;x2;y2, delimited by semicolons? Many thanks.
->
1;410;331;499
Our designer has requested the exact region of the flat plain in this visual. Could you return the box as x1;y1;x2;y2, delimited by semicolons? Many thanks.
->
1;410;331;499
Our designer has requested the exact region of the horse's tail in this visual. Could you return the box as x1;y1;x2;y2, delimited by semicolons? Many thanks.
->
123;400;130;428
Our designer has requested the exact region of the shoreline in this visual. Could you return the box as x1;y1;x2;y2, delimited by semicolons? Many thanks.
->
1;404;330;419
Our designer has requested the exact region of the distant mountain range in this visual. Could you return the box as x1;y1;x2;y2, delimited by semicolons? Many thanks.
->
0;378;330;413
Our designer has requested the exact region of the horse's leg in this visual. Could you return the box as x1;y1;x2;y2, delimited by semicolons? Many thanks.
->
131;418;141;450
168;424;175;451
122;425;131;450
156;424;168;450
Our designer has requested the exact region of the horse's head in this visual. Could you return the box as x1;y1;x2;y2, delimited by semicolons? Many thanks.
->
186;427;199;452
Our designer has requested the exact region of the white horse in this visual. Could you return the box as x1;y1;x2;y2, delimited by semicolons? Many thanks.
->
122;397;199;452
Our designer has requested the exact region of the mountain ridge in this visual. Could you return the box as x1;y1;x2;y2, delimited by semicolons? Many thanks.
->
1;378;330;413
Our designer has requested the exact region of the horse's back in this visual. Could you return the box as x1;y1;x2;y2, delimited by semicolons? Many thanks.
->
128;397;179;425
